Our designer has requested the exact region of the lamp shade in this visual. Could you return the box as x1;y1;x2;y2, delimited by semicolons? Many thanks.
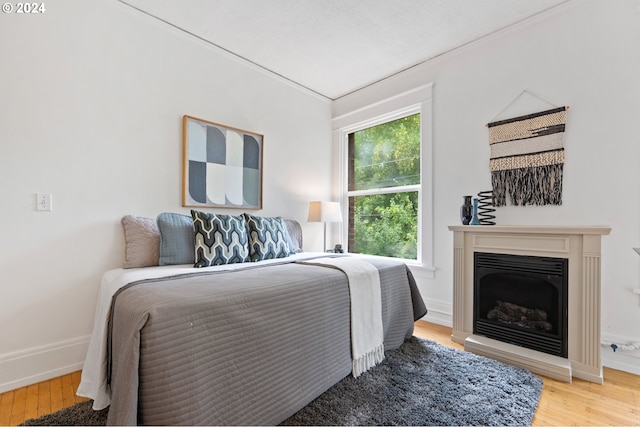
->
307;201;342;223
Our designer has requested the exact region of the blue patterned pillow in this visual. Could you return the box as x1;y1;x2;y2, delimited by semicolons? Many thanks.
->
157;212;195;265
191;211;250;267
243;214;297;262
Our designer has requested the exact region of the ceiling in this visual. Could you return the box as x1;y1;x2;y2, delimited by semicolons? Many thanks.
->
120;0;568;101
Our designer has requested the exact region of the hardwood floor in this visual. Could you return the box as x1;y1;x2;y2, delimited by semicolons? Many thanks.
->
0;370;88;426
2;321;638;426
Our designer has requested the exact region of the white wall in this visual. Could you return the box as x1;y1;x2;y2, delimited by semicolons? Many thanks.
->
0;0;332;391
333;0;640;374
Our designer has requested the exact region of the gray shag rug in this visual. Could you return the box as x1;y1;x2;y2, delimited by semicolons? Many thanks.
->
23;337;542;426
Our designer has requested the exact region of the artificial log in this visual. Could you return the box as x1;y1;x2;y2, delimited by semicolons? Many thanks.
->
487;300;553;332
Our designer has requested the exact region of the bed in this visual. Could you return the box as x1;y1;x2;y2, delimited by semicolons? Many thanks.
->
77;213;426;426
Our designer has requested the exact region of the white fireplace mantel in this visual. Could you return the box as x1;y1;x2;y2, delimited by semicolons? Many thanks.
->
448;225;611;383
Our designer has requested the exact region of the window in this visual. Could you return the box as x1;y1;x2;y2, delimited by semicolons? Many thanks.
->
346;112;421;260
334;83;433;275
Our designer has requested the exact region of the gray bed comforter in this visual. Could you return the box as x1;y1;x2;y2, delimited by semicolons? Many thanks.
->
106;256;426;425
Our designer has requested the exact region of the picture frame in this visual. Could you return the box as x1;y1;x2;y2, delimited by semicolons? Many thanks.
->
182;115;263;209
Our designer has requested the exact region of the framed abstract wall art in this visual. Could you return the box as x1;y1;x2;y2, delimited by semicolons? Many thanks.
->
182;115;263;209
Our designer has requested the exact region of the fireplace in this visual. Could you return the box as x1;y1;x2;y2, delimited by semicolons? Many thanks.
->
448;225;610;383
473;252;568;358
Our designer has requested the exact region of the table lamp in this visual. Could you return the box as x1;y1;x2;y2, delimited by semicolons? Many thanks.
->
307;201;342;252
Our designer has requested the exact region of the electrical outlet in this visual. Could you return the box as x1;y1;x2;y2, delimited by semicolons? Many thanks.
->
36;193;52;211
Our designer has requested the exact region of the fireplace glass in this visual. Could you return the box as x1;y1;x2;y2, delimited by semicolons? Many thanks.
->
474;252;568;358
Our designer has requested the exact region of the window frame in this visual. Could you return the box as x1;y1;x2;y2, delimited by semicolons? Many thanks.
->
334;84;434;277
346;107;422;262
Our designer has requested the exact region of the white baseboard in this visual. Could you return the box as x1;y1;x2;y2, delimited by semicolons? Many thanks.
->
602;352;640;376
601;331;640;376
419;298;452;327
0;335;90;393
2;318;637;395
602;352;640;381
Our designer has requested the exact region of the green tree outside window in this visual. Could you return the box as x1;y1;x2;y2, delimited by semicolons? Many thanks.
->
348;114;420;259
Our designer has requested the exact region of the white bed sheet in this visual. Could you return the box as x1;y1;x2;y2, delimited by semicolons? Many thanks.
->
76;252;328;410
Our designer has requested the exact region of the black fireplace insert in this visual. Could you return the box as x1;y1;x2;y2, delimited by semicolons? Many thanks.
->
474;252;568;358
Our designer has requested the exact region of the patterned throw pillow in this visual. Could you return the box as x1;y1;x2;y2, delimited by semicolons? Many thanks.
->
191;210;250;267
244;214;297;262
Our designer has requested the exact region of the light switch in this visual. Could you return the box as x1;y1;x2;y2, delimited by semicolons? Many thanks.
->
36;193;52;211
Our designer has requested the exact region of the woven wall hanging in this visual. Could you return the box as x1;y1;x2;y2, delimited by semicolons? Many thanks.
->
487;106;568;206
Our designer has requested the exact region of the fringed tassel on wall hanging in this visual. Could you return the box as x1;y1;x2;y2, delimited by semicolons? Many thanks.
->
488;106;568;207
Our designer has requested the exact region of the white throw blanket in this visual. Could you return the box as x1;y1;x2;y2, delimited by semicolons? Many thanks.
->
298;256;384;377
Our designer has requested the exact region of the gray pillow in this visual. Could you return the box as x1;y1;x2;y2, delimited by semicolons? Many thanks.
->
121;215;160;268
157;212;195;265
283;219;303;252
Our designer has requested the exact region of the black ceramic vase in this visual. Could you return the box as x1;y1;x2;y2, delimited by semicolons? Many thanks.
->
460;195;473;225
